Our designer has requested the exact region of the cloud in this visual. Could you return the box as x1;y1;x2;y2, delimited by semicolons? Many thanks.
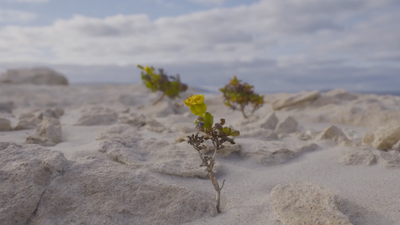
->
0;9;36;22
187;0;225;6
0;0;399;91
6;0;49;2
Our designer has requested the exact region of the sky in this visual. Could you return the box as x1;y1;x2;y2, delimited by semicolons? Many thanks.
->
0;0;399;93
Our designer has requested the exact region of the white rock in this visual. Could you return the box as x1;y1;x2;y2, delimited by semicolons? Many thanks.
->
75;107;118;126
337;147;376;166
272;91;320;110
240;128;279;141
26;117;62;146
0;117;12;131
0;144;68;225
0;68;68;85
270;181;352;225
14;108;64;130
371;126;400;151
275;116;298;134
0;144;216;224
259;112;278;130
317;125;351;145
379;150;400;167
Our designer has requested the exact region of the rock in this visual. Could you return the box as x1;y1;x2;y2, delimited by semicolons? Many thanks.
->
0;101;13;113
337;147;376;166
275;116;298;134
15;111;42;130
317;125;351;145
260;112;278;130
379;150;400;167
14;108;64;130
272;91;320;110
0;144;216;224
270;181;352;225
26;117;62;146
362;132;375;145
296;129;318;141
0;68;68;85
0;144;68;225
138;101;182;118
118;113;146;127
0;117;12;131
371;126;400;151
99;137;213;178
241;142;318;166
75;107;118;126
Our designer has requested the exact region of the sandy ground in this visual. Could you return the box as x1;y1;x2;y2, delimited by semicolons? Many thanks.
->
1;83;400;225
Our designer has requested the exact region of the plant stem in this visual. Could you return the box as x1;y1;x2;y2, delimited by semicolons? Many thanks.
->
152;93;166;105
240;104;247;118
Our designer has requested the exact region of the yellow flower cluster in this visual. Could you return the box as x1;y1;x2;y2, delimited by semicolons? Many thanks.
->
184;94;207;116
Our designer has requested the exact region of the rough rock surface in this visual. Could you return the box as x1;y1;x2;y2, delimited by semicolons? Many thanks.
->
75;107;118;126
0;68;69;85
99;137;214;178
30;157;216;225
0;143;68;225
240;128;279;141
0;143;216;225
0;117;12;131
371;126;400;151
272;91;320;110
317;125;351;145
275;116;298;134
14;108;64;130
26;117;62;146
270;181;352;225
240;142;319;166
337;147;376;166
379;150;400;167
260;112;278;130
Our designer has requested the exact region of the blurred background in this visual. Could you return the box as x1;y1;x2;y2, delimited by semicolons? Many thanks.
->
0;0;399;94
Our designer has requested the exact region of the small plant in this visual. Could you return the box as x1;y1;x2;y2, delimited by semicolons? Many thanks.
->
184;94;240;213
220;76;264;118
137;65;188;105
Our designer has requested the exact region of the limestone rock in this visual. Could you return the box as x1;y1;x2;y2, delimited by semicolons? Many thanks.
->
272;91;320;110
138;100;182;118
0;68;68;85
0;144;216;224
75;107;118;126
241;142;318;166
0;117;12;131
99;137;212;178
234;114;259;126
202;142;241;157
275;116;298;134
270;181;352;225
260;112;278;130
118;113;146;127
379;151;400;167
317;125;351;145
26;117;62;146
371;126;400;151
0;144;68;225
362;132;375;145
337;147;376;166
14;108;64;130
0;101;13;113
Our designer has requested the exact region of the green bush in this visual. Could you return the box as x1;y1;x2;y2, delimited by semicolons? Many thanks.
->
137;65;188;105
220;76;264;118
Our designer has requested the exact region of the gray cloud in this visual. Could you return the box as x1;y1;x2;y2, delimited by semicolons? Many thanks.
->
0;0;399;92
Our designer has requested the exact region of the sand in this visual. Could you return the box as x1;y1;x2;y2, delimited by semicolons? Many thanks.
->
1;83;400;225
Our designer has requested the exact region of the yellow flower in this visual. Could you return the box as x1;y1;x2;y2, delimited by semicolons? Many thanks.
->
184;94;207;116
144;65;153;74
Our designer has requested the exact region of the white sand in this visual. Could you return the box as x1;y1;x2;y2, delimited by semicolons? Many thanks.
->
1;84;400;224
